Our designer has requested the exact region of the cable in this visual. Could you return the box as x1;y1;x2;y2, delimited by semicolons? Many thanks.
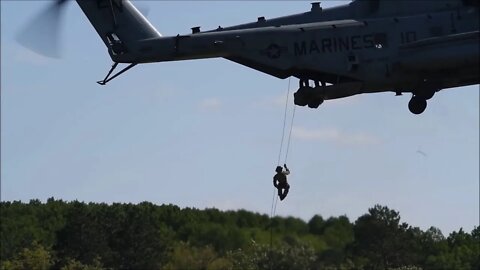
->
269;194;278;270
270;78;293;270
277;78;291;166
284;105;296;164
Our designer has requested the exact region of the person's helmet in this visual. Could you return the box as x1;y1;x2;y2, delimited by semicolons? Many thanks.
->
275;166;283;173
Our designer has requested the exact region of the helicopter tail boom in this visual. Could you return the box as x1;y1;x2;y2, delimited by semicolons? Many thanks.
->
76;0;161;62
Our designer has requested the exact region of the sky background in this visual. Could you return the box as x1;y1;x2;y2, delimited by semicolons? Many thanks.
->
1;1;479;235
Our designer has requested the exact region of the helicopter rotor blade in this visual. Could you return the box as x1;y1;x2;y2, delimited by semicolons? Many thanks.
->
16;0;69;58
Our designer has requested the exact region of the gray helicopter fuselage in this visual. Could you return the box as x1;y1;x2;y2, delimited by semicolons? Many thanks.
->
73;0;479;114
128;1;478;95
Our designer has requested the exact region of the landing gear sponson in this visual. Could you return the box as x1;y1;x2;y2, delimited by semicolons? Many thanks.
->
293;79;325;109
293;79;437;115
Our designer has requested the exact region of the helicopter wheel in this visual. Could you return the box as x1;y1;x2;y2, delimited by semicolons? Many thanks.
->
294;87;313;107
408;96;427;115
308;98;324;109
294;91;308;106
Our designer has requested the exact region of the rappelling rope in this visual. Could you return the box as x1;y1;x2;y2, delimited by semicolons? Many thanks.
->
269;78;295;269
276;78;292;166
272;78;296;219
270;187;277;220
284;105;296;165
272;78;292;219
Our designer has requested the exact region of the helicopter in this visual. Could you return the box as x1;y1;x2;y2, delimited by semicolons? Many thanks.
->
17;0;479;115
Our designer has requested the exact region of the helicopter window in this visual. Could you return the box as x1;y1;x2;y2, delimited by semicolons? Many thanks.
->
374;33;387;49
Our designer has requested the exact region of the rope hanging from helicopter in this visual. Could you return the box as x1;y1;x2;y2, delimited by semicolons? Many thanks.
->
271;78;296;217
277;78;297;167
269;77;296;268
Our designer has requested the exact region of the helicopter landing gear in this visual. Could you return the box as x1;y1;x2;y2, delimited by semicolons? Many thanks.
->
408;96;427;115
416;88;436;100
294;89;310;107
308;97;324;109
97;62;137;85
294;79;324;109
407;88;437;114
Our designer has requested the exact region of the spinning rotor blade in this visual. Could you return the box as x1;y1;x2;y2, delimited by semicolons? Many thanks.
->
16;0;68;58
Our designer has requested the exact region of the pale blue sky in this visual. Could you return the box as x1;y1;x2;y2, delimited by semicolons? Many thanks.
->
1;1;478;235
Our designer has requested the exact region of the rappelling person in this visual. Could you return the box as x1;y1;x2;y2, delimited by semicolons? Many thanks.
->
273;164;290;201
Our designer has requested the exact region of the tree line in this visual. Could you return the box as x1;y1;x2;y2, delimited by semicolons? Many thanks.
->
1;198;478;270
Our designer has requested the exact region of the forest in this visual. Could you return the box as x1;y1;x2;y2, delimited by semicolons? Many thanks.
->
0;199;478;270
